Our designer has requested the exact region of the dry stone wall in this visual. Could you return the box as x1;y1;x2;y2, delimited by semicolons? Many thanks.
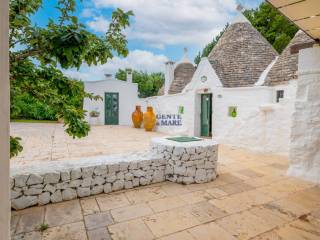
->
10;138;218;210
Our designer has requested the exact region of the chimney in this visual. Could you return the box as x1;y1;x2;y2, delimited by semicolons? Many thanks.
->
126;68;133;83
104;73;113;80
164;61;175;95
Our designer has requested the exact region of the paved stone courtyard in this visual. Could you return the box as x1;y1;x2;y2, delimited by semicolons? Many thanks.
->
11;145;320;240
11;123;166;166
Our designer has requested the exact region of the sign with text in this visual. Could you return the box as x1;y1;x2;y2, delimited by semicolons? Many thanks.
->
156;114;182;126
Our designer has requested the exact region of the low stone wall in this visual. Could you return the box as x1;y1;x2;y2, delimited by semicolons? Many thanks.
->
10;138;218;210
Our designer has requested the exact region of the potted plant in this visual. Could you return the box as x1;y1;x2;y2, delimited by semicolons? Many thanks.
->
89;110;100;125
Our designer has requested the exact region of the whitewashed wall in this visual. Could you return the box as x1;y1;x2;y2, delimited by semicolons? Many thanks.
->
213;82;296;156
144;57;297;156
84;80;142;126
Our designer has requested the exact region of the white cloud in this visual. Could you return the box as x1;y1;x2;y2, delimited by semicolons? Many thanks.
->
92;0;238;47
87;16;110;33
64;50;168;81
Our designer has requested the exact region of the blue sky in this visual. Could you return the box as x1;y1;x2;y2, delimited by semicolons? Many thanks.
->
32;0;264;81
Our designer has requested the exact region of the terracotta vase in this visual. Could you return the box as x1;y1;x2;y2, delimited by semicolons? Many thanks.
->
143;106;156;131
132;105;143;128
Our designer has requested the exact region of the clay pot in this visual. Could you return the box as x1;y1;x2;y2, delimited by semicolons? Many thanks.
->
143;106;156;131
132;105;143;128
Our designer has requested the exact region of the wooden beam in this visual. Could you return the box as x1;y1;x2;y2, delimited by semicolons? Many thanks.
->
0;0;11;239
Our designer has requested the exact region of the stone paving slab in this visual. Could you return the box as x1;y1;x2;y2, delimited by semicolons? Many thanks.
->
11;145;320;240
11;123;167;166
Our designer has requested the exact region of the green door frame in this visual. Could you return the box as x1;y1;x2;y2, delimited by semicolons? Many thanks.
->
200;93;212;137
104;92;119;125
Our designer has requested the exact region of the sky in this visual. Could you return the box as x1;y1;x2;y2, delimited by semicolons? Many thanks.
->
33;0;264;81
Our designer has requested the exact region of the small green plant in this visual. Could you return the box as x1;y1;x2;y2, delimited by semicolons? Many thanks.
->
37;223;49;232
10;136;23;158
90;110;100;118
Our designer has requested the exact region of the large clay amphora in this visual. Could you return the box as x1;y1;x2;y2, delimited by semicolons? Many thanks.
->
143;106;156;131
132;105;143;128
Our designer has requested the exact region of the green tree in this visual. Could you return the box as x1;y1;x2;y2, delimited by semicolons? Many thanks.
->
9;0;133;157
116;69;164;98
194;24;228;65
244;2;298;53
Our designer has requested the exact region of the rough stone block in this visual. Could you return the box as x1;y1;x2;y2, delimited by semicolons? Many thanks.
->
119;162;129;171
27;174;43;185
51;190;63;203
106;174;116;183
81;177;93;187
103;183;112;193
38;192;51;205
62;188;77;201
44;172;60;184
195;169;207;183
186;167;196;177
24;188;43;196
140;177;151;186
92;176;105;186
183;177;194;185
173;147;185;156
112;180;124;191
174;166;186;176
116;172;124;180
77;187;91;198
91;185;104;195
44;184;56;194
12;196;38;210
71;169;82;180
15;175;29;188
132;169;145;178
124;172;133;181
61;171;71;181
129;162;138;170
69;180;82;188
94;165;107;176
11;190;22;200
108;164;120;173
132;178;140;187
124;181;133;189
82;167;94;178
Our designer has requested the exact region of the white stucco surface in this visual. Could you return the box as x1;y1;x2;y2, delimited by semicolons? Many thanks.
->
84;78;142;126
288;47;320;183
144;57;297;156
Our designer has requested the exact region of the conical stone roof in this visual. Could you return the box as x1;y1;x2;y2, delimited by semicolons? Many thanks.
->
264;31;315;86
168;62;196;94
208;17;278;87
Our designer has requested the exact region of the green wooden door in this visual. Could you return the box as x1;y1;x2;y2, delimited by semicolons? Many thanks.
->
105;92;119;125
200;94;212;137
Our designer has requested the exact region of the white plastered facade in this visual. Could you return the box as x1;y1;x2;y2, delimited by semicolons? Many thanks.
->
288;47;320;183
83;77;143;126
144;56;297;156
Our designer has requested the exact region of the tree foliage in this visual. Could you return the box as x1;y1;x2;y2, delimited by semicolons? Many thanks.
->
194;24;228;65
9;0;133;157
243;2;298;53
116;69;164;98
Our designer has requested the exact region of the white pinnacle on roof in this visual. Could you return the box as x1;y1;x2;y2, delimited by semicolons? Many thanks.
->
176;47;192;65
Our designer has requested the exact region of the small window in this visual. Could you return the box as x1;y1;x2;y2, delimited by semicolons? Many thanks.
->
276;90;284;103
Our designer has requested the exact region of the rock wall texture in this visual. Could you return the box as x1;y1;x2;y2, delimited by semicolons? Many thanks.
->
10;139;218;210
